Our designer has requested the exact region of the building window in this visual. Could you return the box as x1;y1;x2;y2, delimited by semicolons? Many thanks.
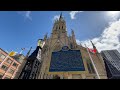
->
1;65;8;71
6;59;12;64
8;68;15;74
56;26;58;30
0;73;3;79
0;61;2;64
62;26;63;29
12;62;18;68
53;75;60;79
70;43;73;49
4;76;11;79
0;53;6;60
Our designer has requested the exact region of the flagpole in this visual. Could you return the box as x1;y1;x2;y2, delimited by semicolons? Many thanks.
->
85;44;100;79
20;48;25;54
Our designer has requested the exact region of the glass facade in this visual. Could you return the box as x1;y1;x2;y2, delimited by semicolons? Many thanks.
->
101;50;120;79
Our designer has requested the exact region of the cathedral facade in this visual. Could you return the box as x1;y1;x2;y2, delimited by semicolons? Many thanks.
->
38;13;107;79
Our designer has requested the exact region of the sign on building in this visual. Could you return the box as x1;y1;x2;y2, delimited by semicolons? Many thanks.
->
49;47;85;73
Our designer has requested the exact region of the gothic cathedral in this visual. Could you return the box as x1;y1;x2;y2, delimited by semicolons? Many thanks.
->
38;13;107;79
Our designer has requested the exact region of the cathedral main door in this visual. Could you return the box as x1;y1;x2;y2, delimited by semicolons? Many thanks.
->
53;75;60;79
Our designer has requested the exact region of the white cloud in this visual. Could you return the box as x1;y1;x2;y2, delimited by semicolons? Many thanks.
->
53;15;60;21
17;11;32;21
69;11;83;19
25;11;32;21
107;11;120;20
76;39;81;45
77;18;120;53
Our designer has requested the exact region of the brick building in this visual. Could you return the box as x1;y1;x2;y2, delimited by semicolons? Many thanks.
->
0;48;21;79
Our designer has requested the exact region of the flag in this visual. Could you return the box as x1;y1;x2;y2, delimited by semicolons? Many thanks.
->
9;51;16;56
88;48;97;54
38;39;45;48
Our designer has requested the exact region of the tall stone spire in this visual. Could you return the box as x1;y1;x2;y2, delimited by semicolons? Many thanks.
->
51;12;68;48
26;47;32;58
71;29;75;36
59;12;62;20
52;12;66;36
44;33;48;40
71;29;77;48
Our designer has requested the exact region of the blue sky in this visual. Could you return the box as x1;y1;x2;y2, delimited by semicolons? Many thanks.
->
0;11;120;55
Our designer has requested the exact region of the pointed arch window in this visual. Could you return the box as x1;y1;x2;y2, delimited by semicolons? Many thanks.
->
56;26;58;30
62;26;63;29
70;43;73;49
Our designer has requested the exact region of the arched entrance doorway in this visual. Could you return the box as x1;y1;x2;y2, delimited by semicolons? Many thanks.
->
53;75;60;79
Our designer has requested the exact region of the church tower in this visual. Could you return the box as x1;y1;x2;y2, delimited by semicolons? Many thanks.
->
51;13;69;51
